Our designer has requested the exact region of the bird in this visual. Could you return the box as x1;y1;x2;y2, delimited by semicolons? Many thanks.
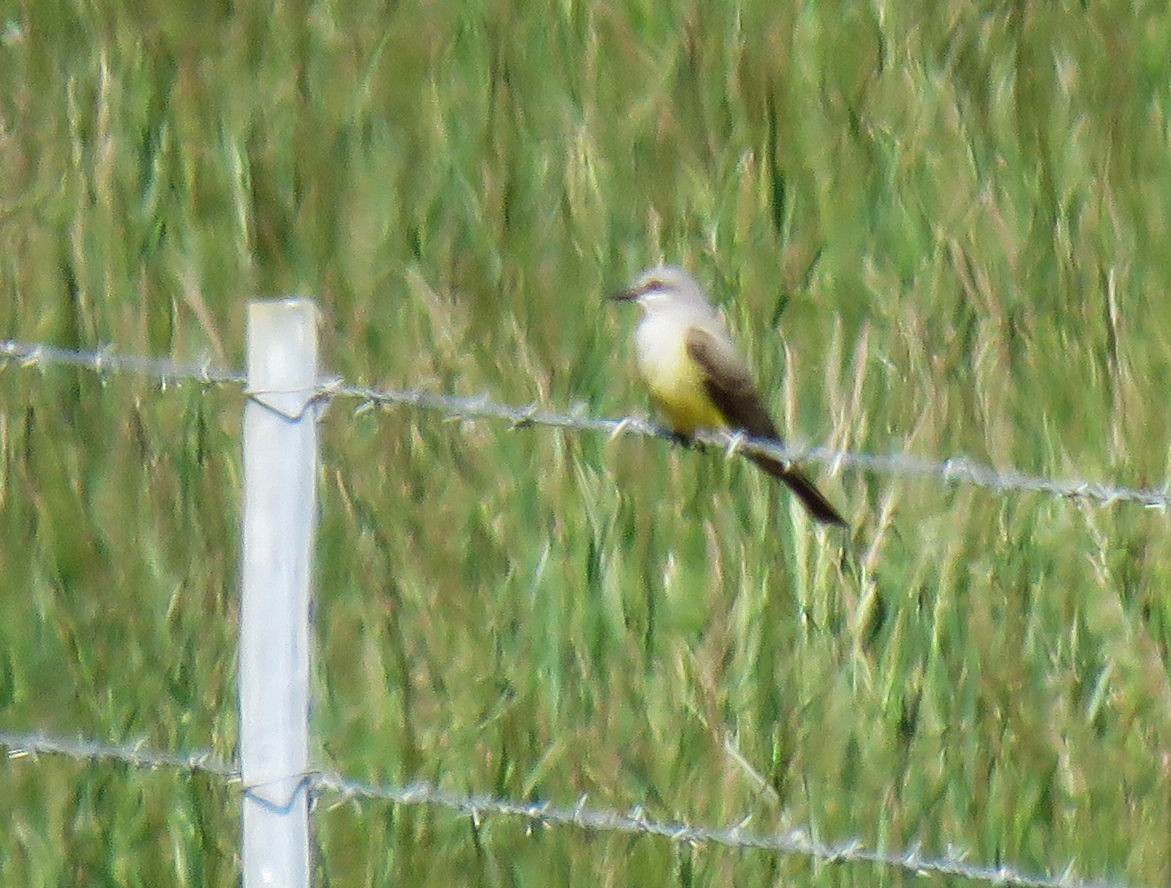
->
610;265;846;527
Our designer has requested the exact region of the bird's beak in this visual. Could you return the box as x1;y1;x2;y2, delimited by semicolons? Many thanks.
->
609;287;639;304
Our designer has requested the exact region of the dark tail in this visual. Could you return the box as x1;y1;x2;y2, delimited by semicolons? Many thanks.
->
749;454;847;527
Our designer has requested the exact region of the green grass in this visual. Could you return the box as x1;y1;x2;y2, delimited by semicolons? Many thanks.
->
3;0;1171;884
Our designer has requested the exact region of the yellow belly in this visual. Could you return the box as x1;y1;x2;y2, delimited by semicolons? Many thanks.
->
636;331;726;435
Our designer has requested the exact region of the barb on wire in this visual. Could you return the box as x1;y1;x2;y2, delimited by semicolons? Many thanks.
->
2;338;1169;511
0;730;1130;888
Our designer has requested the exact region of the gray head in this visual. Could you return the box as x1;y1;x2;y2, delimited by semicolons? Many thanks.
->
610;265;715;315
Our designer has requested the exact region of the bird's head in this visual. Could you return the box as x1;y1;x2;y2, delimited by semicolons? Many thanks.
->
610;265;712;315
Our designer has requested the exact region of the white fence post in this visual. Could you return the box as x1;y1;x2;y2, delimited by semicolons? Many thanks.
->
240;299;319;888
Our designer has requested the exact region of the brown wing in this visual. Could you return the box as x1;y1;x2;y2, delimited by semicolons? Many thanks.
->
685;327;846;527
684;327;780;439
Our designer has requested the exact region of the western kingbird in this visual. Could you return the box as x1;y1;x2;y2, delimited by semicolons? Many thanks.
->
611;265;846;527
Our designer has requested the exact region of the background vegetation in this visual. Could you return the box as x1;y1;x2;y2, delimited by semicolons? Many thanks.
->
2;0;1170;884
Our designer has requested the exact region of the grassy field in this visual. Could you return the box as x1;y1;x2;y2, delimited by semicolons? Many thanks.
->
3;0;1171;884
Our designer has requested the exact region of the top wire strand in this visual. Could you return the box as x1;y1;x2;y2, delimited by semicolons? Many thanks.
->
2;338;1168;511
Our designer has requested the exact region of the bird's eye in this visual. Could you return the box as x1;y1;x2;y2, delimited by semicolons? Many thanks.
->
644;279;663;292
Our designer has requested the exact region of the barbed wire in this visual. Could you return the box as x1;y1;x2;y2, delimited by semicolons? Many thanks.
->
315;772;1120;887
0;342;1158;886
0;339;245;387
324;379;1171;510
2;337;1169;511
0;730;1130;888
0;730;235;777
